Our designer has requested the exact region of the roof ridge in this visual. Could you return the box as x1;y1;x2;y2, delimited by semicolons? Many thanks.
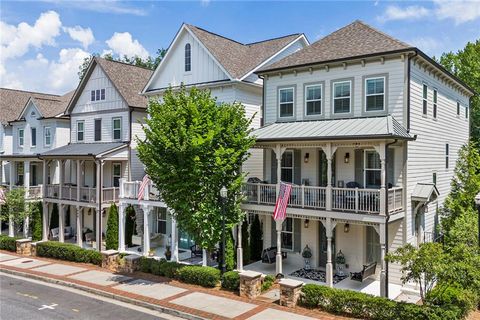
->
186;24;245;46
95;56;154;71
0;87;60;97
352;20;412;48
246;33;302;46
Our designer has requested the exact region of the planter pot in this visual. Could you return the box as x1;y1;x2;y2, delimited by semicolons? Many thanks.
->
304;258;311;270
165;252;171;261
336;263;346;276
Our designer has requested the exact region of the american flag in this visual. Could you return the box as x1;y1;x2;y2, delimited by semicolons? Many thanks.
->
137;175;151;201
0;187;5;205
273;182;292;221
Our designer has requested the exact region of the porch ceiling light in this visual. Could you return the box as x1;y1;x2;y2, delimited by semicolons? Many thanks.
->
344;153;350;164
344;223;350;233
304;219;310;228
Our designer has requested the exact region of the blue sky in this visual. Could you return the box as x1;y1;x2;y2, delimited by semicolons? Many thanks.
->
1;0;479;94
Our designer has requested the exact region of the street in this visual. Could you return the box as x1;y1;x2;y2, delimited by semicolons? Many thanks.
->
0;274;183;320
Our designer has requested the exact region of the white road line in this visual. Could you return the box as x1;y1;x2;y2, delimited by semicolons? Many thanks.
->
39;303;58;310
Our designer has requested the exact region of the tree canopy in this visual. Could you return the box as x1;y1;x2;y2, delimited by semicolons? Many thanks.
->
137;87;255;250
78;48;167;80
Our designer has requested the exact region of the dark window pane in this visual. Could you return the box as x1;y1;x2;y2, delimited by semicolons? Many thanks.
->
31;128;36;146
91;90;95;101
94;119;101;141
280;103;293;117
366;95;384;111
334;98;350;113
281;169;293;183
366;171;381;187
423;100;427;115
96;90;100;100
307;100;321;115
101;89;105;100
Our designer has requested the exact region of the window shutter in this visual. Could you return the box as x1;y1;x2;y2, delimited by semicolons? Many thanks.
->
355;149;364;187
94;119;101;141
271;217;277;247
294;218;301;253
271;150;277;184
294;149;302;185
387;148;395;186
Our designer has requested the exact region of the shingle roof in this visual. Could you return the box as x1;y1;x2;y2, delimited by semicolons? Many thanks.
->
0;88;71;125
41;142;127;158
187;24;303;79
258;20;413;73
411;183;439;202
252;116;413;142
95;57;153;109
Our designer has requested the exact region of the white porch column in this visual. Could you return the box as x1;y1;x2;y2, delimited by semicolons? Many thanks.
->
325;217;336;287
8;216;14;237
9;160;15;190
118;203;126;252
376;223;387;298
59;160;64;200
324;143;337;211
237;221;243;272
171;216;179;262
202;249;207;267
95;160;102;251
76;160;81;201
142;205;151;256
275;219;283;275
24;161;30;198
273;144;286;195
375;143;386;215
76;206;82;247
42;160;48;197
42;202;49;240
59;204;65;243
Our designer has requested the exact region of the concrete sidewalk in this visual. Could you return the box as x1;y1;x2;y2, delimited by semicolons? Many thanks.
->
0;251;346;320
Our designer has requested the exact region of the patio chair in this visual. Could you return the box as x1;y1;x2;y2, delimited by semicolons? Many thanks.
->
64;226;73;239
85;232;94;244
350;262;377;282
190;244;203;258
261;247;287;264
50;227;59;240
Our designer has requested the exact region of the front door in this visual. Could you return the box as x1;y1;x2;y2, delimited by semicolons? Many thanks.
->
31;164;37;186
318;222;335;268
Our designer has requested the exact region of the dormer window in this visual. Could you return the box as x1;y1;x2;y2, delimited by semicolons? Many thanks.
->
185;43;191;72
91;89;106;102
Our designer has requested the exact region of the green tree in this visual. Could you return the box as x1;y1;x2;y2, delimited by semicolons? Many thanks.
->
105;203;119;250
30;202;43;241
78;49;167;80
137;87;255;250
0;188;29;235
125;205;135;247
439;40;480;145
249;215;263;261
50;203;59;231
241;216;250;264
225;230;236;272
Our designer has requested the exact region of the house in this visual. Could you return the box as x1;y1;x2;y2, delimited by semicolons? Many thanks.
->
118;23;309;262
0;88;73;236
39;57;153;250
240;20;473;298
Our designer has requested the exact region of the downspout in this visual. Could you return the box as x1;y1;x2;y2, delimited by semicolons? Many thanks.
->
384;138;398;298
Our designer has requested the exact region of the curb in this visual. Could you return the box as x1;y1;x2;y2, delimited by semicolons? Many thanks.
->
0;268;205;320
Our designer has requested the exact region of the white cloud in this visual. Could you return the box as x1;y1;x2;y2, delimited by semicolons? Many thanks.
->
0;10;62;62
201;0;211;7
378;5;430;22
41;0;147;16
105;32;149;59
63;25;94;49
407;37;442;55
434;0;480;24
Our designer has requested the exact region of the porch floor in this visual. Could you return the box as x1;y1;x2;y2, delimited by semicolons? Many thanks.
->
244;259;403;299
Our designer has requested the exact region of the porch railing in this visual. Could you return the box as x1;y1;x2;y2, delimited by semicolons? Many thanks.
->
122;181;140;199
46;184;59;198
27;185;43;199
79;187;96;203
103;187;119;203
61;186;78;200
242;182;403;215
120;180;162;201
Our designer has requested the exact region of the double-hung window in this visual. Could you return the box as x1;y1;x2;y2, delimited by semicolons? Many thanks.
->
113;117;122;140
281;218;294;251
279;88;294;118
185;43;191;72
305;85;322;115
91;89;106;102
16;162;24;185
77;121;84;142
422;84;428;116
18;129;24;147
333;81;351;114
365;151;381;188
457;102;460;116
365;77;385;111
94;119;102;141
31;127;37;147
445;144;449;169
112;163;121;187
44;127;51;146
433;89;438;119
466;106;469;119
156;207;167;234
281;150;294;183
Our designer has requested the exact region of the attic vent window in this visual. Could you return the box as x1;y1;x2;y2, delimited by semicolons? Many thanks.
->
91;89;106;102
185;43;191;72
30;111;35;117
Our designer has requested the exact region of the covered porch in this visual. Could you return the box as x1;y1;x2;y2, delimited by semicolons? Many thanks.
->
0;155;45;200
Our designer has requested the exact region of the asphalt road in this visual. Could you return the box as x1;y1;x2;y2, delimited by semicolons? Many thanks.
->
0;274;183;320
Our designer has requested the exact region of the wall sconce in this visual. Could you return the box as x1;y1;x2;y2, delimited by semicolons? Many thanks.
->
344;152;350;164
304;153;310;163
304;219;310;228
87;209;92;216
344;223;350;233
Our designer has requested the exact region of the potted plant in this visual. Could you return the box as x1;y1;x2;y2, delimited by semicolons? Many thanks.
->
302;245;312;270
336;250;346;276
165;245;172;261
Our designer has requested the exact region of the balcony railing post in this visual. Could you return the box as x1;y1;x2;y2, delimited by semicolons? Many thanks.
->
355;187;359;213
119;178;125;198
301;185;305;208
257;183;260;204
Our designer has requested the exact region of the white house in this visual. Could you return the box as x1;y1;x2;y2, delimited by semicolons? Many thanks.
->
118;23;309;262
240;20;473;298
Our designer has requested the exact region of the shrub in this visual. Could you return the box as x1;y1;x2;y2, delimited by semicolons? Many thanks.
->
225;231;236;272
105;204;118;250
139;257;154;273
300;284;455;320
426;284;478;319
36;241;102;265
261;274;275;292
176;265;221;288
30;202;43;241
0;235;19;251
222;271;240;290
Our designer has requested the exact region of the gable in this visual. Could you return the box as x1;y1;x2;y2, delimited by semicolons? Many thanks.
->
71;63;128;114
145;28;230;92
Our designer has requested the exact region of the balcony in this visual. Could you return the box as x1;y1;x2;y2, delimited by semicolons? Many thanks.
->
46;184;118;204
120;180;162;202
10;185;43;200
242;183;403;215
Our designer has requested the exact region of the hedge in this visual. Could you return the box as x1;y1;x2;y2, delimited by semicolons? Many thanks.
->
139;257;184;279
426;284;479;319
176;266;221;288
221;271;240;290
300;284;458;320
0;235;19;251
36;241;102;265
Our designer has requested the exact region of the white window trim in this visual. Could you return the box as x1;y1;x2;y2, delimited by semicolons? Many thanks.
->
422;83;428;116
31;127;37;148
185;43;191;73
333;80;352;114
18;128;24;147
112;117;122;141
77;120;85;142
156;208;167;234
364;150;381;188
456;101;461;117
364;77;385;112
44;127;52;147
112;162;121;187
91;89;106;102
278;87;295;118
433;88;438;119
281;150;294;183
281;217;294;252
305;84;322;116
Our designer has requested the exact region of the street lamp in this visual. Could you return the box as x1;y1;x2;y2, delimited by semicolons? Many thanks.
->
220;186;228;274
475;192;480;248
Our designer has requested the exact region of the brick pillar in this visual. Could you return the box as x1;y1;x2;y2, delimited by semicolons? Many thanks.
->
279;279;303;307
239;271;262;299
